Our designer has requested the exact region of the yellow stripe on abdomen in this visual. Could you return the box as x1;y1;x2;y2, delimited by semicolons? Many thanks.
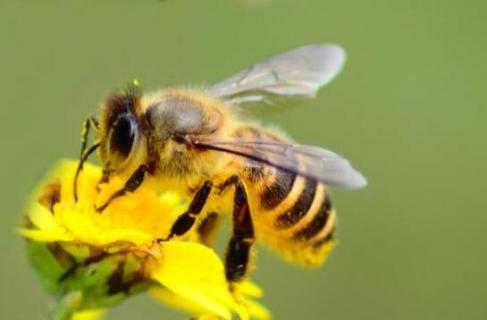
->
292;188;334;241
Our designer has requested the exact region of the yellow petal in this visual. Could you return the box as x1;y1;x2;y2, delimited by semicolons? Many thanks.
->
28;202;69;235
150;286;224;318
19;202;73;242
231;281;271;320
244;299;271;320
151;241;241;320
17;228;73;242
238;281;263;298
58;207;151;246
72;309;106;320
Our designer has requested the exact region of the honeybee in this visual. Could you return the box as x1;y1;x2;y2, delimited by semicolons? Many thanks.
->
74;44;367;283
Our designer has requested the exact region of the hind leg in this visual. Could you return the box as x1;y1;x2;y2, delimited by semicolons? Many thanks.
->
219;176;255;283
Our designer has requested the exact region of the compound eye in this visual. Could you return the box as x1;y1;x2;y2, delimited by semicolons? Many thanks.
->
109;114;137;159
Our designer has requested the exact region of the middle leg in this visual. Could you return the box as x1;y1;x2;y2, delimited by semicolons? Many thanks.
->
163;180;213;240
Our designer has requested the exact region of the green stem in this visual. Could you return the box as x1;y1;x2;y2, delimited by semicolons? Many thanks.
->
50;291;83;320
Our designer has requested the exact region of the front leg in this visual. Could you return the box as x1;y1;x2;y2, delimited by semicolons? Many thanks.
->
164;180;213;240
74;114;100;201
221;176;255;283
96;165;147;212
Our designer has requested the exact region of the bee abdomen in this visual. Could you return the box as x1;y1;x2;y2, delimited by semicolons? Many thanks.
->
260;170;297;210
312;227;336;249
274;179;317;228
293;191;334;241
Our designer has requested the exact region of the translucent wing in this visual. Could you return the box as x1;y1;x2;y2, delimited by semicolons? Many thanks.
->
207;44;346;106
194;139;367;189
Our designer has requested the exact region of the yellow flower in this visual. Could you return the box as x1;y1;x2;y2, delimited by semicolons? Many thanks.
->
19;160;270;320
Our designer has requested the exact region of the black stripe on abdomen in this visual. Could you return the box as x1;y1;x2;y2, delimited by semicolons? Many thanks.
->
312;227;336;249
293;193;332;241
274;179;317;228
260;170;297;210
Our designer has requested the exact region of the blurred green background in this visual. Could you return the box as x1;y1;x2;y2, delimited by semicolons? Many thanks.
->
1;0;486;319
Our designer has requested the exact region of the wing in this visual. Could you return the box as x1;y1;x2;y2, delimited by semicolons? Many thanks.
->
194;139;367;189
207;44;346;106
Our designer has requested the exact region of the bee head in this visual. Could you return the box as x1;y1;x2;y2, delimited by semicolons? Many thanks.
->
99;89;145;172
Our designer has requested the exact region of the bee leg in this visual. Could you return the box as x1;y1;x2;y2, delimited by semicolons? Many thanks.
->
73;114;100;202
95;165;147;212
163;181;213;241
96;169;111;192
224;177;255;283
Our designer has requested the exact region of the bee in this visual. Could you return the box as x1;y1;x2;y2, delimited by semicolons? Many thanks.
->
74;44;367;283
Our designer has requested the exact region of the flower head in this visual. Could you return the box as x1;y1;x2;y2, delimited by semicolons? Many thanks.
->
19;160;269;320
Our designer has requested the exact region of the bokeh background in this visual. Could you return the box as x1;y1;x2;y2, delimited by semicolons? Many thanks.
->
1;1;486;319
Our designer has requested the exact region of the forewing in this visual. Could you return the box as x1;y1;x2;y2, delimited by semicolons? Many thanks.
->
195;139;367;189
208;44;346;106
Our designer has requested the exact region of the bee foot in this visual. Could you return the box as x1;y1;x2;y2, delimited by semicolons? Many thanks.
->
94;204;107;213
154;235;172;244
